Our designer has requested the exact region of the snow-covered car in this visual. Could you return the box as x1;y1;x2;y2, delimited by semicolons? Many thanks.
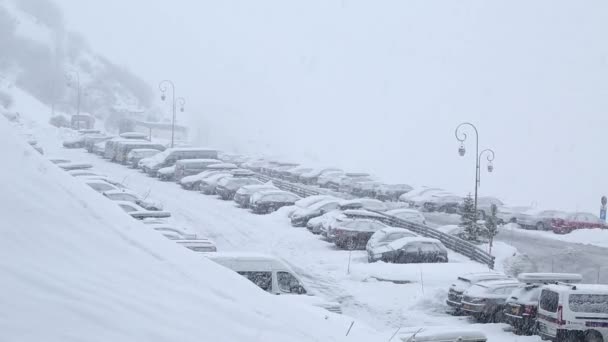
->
293;195;336;210
299;167;342;185
205;253;341;314
58;162;93;171
397;327;487;342
290;199;341;227
278;166;314;182
475;196;505;220
368;236;448;264
179;170;221;190
62;133;95;148
249;190;301;214
261;162;299;178
349;180;383;198
375;183;414;202
316;170;346;188
92;140;107;155
114;141;165;164
409;190;455;210
421;194;464;214
141;148;219;176
114;201;171;220
384;208;427;225
173;159;223;181
149;225;198;240
103;136;149;160
399;187;444;204
550;212;606;234
176;238;217;253
306;209;344;235
216;177;263;200
339;198;387;211
103;189;163;211
366;227;418;262
84;179;120;193
79;176;126;189
446;272;512;313
234;183;278;208
239;159;269;172
127;148;162;168
84;134;113;153
199;173;233;195
460;279;522;322
67;169;106;177
331;218;389;250
503;273;582;335
157;165;176;181
48;158;71;164
515;209;569;231
496;205;532;224
327;173;373;192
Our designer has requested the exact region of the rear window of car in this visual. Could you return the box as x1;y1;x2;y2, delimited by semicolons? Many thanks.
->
569;294;608;314
540;289;559;313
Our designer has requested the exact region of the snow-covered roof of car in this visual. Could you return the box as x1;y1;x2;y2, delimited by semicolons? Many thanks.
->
543;283;608;294
387;236;444;250
374;227;417;236
207;163;238;169
334;218;388;232
517;273;582;284
59;162;93;170
251;190;300;203
456;272;509;283
103;189;139;197
342;209;386;219
168;147;218;153
118;132;148;139
67;170;105;177
114;200;146;211
295;195;336;208
158;165;176;173
176;158;222;165
472;279;521;289
237;183;277;194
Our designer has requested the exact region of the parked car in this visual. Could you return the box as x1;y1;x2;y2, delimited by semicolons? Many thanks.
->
422;194;463;214
262;162;299;178
550;212;606;234
331;218;389;250
279;166;313;182
234;183;278;208
299;168;342;185
104;135;149;160
205;253;341;313
446;272;512;314
49;158;71;164
368;236;447;264
250;190;301;214
176;238;217;253
199;173;233;195
114;200;171;220
79;176;126;189
375;184;413;202
384;208;427;225
67;169;105;177
114;141;165;164
84;134;113;153
339;198;387;211
157;165;176;181
409;190;455;210
103;189;163;211
216;177;262;200
179;170;222;190
142;148;220;176
503;273;582;335
58;162;93;171
460;279;522;322
173;159;223;181
317;170;346;188
92;140;107;155
474;196;505;220
399;187;444;204
84;180;119;193
239;159;269;172
127;148;162;168
290;199;341;227
62;132;100;148
327;173;372;192
366;227;418;262
350;180;383;198
496;206;532;224
149;225;197;240
397;327;487;342
307;209;344;235
536;283;608;342
293;195;336;210
515;209;569;231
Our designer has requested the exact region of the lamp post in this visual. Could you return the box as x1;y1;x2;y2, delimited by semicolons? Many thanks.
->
66;70;81;118
158;80;185;148
455;122;495;220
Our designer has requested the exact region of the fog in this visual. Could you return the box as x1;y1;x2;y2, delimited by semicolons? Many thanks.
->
54;0;608;212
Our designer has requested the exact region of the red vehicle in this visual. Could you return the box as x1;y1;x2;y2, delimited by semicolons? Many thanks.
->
550;212;606;234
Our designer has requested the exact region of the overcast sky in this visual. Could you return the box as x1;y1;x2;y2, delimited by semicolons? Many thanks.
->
54;0;608;213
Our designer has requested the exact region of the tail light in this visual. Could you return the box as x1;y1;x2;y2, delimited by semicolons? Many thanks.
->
557;304;565;326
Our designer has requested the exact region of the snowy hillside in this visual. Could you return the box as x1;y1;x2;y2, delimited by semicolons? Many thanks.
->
0;106;376;340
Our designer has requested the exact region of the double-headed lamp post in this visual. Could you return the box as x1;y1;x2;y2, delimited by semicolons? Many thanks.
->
159;80;185;148
455;122;496;219
66;71;81;117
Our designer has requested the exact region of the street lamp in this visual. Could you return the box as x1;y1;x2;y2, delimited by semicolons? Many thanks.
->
159;80;185;148
65;70;81;118
454;122;496;220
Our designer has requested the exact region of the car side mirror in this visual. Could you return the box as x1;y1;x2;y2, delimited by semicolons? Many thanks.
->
291;285;306;294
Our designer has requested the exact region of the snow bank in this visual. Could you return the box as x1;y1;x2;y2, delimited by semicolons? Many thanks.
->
502;223;608;249
0;114;375;340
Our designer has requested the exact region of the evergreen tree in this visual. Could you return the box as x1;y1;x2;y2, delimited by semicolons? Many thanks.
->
459;193;479;241
485;203;499;252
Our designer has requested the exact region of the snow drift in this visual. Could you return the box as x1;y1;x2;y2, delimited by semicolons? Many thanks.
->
0;115;374;341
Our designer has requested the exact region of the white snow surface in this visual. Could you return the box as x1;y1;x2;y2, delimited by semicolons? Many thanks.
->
4;86;541;341
0;91;377;341
501;222;608;249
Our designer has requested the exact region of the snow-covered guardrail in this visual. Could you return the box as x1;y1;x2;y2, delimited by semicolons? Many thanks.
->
250;172;495;269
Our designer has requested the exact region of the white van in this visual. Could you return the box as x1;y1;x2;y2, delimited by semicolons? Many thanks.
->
206;253;341;313
537;283;608;342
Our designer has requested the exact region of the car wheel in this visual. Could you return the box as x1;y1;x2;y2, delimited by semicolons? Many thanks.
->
585;331;603;342
345;238;358;250
536;222;546;231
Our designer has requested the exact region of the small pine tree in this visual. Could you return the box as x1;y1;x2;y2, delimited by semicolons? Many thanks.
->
460;193;479;241
485;204;499;253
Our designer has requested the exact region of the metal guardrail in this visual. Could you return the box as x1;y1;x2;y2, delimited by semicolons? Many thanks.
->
251;171;495;269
